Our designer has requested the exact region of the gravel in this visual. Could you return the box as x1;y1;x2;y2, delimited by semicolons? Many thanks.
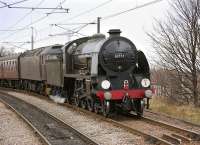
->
4;91;150;145
0;101;44;145
112;114;200;145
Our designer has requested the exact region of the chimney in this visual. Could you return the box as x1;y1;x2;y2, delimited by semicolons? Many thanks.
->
108;29;121;37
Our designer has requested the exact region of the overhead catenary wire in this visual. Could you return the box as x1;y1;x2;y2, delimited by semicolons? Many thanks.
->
58;0;112;23
0;0;29;8
34;35;53;43
0;41;30;43
1;0;165;49
7;6;69;12
1;0;111;46
49;32;72;36
0;0;67;41
54;24;87;36
75;22;95;33
5;0;46;31
102;0;164;20
0;0;7;7
45;11;69;15
53;22;97;25
56;0;164;38
0;0;67;11
4;42;27;50
50;21;97;35
2;26;51;41
0;27;30;31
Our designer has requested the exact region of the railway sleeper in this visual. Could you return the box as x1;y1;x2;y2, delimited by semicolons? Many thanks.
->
162;134;181;145
187;132;200;141
171;133;191;143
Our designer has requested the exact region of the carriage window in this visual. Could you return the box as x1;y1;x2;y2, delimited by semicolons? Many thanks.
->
12;61;14;71
41;55;45;64
6;62;8;69
47;55;59;60
13;61;15;71
9;61;10;70
10;61;12;71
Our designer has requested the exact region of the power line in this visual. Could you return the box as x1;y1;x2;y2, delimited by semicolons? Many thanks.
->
59;0;112;23
0;28;29;31
49;32;73;36
7;0;29;6
7;6;69;12
75;23;94;33
3;0;45;31
54;0;112;36
1;0;108;43
0;1;7;7
0;0;29;8
49;33;81;39
46;11;68;15
0;41;30;43
3;42;27;50
1;0;67;41
102;0;164;20
34;36;52;42
54;22;97;25
54;24;87;36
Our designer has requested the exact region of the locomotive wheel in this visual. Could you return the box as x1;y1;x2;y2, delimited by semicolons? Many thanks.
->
74;93;80;107
135;100;144;117
94;102;99;114
65;96;70;103
87;98;94;112
80;99;87;109
102;100;110;117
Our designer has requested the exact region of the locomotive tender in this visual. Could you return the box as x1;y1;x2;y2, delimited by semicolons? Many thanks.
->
0;29;152;117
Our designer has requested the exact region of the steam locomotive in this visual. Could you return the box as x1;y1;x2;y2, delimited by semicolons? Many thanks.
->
0;29;152;117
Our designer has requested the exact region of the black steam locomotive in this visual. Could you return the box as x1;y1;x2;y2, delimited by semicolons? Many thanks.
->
0;29;152;117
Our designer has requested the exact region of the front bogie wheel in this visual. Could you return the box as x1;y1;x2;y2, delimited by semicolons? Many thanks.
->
102;100;111;117
87;98;94;112
94;102;100;114
74;93;80;107
80;99;87;109
135;100;144;118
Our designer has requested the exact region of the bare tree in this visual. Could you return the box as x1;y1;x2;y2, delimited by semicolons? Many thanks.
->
151;67;191;104
0;46;15;57
148;0;200;106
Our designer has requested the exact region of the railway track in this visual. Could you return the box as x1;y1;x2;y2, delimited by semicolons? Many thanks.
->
0;94;98;145
64;103;200;145
125;117;200;145
66;102;200;145
1;89;200;145
144;109;200;128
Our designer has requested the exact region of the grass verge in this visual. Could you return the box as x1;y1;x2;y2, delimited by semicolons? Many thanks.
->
150;96;200;125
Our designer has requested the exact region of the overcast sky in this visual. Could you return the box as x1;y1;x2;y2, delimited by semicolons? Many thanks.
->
0;0;171;62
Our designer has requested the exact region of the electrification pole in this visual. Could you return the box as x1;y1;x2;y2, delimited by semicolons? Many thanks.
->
97;17;101;33
31;27;34;50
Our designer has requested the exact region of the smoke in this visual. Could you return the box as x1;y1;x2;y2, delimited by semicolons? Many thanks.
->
49;95;66;104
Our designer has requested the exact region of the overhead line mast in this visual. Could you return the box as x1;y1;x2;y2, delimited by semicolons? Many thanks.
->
31;27;34;50
97;17;101;33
